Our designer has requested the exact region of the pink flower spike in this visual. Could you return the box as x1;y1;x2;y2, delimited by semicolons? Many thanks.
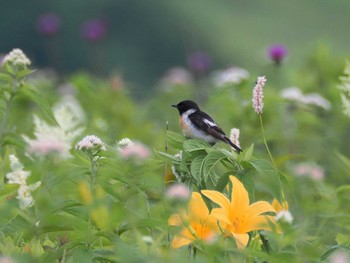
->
252;76;267;114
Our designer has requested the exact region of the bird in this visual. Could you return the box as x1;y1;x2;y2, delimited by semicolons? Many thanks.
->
172;100;242;153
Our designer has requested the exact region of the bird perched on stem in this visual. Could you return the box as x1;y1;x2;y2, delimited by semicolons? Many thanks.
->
172;100;242;153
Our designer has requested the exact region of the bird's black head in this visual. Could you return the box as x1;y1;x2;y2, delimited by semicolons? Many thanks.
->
172;100;200;115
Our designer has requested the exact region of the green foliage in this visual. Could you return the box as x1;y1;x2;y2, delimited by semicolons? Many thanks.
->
0;47;350;262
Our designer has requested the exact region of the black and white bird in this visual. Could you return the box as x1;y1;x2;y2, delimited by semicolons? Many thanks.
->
172;100;242;153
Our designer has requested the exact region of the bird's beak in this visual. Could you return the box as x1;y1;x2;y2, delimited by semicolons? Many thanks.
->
171;104;177;108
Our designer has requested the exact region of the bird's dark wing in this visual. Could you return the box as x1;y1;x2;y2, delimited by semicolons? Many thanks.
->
189;110;242;152
189;111;226;138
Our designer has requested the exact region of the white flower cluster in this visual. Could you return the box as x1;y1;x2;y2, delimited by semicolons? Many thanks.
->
252;76;267;114
6;155;41;210
338;61;350;117
76;135;106;151
280;87;331;110
213;67;249;87
23;96;85;159
2;48;31;67
117;138;134;148
229;128;240;149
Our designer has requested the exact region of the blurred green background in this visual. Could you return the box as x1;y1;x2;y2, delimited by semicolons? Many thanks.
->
1;0;349;97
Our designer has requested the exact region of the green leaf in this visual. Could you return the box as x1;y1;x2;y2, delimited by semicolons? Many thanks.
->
336;152;350;170
156;151;181;163
0;184;18;203
19;85;57;125
117;219;165;235
183;139;210;153
202;150;231;188
336;185;350;195
4;63;15;75
16;69;35;79
166;131;185;149
190;154;206;183
240;143;254;161
241;174;255;202
215;172;231;192
0;72;12;83
250;159;275;177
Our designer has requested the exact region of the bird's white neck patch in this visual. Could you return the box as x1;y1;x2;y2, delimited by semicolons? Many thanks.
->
183;109;196;117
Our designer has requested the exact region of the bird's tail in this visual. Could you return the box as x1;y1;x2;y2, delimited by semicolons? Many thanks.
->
224;136;242;153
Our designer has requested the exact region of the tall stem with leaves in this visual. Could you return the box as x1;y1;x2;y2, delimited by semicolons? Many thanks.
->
76;135;106;247
0;49;33;143
252;76;285;202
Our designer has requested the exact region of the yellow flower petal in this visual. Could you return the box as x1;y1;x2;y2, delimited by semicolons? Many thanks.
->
272;198;289;212
188;192;209;220
201;190;231;211
229;176;249;218
210;208;231;225
244;215;275;232
171;228;194;248
168;214;183;226
246;201;276;219
232;233;249;249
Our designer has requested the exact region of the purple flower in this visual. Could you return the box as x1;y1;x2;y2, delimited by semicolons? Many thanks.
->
36;13;61;36
81;19;108;42
187;51;211;73
268;44;288;65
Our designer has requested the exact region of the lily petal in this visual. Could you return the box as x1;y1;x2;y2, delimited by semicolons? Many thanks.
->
168;213;183;226
232;233;249;249
246;201;276;219
171;228;194;248
210;208;231;225
202;190;231;211
243;215;275;232
230;176;249;218
188;192;209;219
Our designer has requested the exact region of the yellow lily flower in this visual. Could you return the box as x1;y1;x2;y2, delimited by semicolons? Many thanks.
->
202;176;276;249
272;198;289;212
168;192;220;248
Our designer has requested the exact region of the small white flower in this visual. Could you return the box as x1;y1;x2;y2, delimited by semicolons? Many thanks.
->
174;151;183;160
117;138;134;148
275;210;293;223
2;48;31;67
6;155;31;185
6;155;40;210
76;135;106;151
162;67;193;87
24;97;85;159
142;236;153;245
301;93;331;110
213;67;249;87
280;86;331;111
9;154;24;171
252;76;267;114
171;166;180;181
280;86;304;101
229;128;240;149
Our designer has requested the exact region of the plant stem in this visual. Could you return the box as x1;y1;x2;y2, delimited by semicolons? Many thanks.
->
259;114;285;201
0;94;14;141
259;233;270;254
259;114;277;171
87;156;96;247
